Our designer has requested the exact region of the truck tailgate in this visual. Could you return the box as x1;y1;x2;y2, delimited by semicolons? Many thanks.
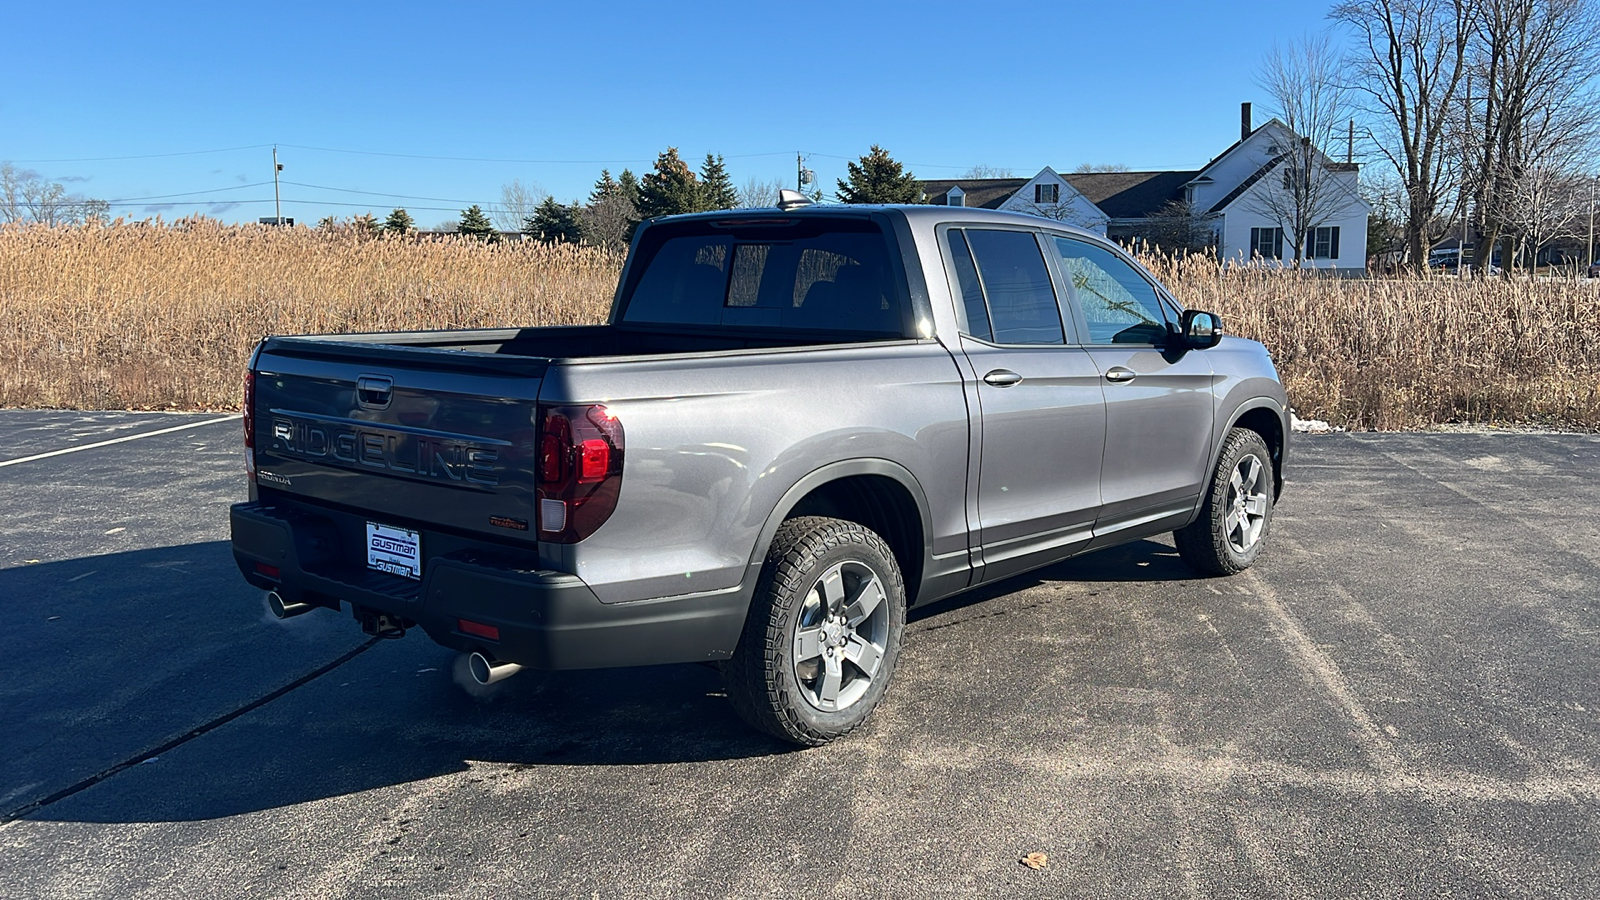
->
251;339;545;545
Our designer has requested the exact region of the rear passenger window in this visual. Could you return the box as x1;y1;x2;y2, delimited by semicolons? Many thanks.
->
946;230;992;341
964;229;1063;344
1053;237;1170;344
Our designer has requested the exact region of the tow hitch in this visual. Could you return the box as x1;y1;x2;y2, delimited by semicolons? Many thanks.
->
356;607;409;639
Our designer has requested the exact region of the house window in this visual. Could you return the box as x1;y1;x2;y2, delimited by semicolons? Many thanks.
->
947;189;964;208
1249;227;1283;260
1306;226;1341;259
1034;183;1059;204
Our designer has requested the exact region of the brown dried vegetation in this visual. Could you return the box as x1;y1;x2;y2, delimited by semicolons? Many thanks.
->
0;220;616;410
2;221;1597;430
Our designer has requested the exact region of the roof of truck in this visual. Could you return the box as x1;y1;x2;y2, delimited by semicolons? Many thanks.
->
653;204;1105;242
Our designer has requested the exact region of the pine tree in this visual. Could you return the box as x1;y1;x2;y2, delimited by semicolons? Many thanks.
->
836;145;923;204
458;204;498;242
699;153;737;211
589;169;619;205
637;148;702;219
383;207;415;235
617;169;641;208
526;197;583;243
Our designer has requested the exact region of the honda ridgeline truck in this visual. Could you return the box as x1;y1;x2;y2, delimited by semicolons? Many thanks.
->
231;203;1288;745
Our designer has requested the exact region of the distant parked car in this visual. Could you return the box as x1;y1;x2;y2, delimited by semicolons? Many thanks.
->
1589;261;1600;279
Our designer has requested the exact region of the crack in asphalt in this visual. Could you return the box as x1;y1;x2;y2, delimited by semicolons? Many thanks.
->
0;637;381;825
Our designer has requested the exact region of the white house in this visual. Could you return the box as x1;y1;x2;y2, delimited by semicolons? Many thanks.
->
920;105;1370;271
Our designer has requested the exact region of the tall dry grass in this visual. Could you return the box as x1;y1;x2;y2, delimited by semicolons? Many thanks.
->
0;219;617;410
2;220;1597;429
1142;255;1600;430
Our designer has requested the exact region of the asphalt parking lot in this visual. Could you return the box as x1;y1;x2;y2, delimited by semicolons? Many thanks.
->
1;410;1597;899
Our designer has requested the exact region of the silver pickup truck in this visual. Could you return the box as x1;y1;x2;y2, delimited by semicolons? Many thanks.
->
231;203;1288;745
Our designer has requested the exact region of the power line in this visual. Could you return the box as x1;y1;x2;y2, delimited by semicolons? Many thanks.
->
106;182;276;202
279;180;499;204
8;144;274;163
277;143;798;165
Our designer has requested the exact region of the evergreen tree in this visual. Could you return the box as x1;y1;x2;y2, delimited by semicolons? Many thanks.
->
617;169;641;208
836;145;922;204
589;169;619;205
458;204;498;241
526;197;583;243
637;148;702;219
699;153;737;211
383;207;415;235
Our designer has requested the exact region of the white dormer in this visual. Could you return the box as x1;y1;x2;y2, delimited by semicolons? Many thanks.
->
947;186;965;207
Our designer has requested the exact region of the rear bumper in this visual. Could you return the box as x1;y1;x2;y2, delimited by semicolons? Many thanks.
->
230;500;748;670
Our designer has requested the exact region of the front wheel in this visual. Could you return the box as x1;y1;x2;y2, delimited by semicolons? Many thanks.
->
1175;427;1275;576
723;516;906;746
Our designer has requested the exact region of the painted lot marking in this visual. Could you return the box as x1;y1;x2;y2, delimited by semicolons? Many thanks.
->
0;416;238;468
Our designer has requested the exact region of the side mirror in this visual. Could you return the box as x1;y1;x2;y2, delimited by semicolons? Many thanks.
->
1178;309;1223;350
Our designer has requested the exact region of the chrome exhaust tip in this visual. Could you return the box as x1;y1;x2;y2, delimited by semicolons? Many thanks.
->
469;651;522;686
266;589;314;619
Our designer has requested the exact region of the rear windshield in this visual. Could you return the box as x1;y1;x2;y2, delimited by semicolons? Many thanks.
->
618;217;908;335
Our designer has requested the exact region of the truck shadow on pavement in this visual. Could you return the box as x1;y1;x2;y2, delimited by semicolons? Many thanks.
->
8;535;1197;824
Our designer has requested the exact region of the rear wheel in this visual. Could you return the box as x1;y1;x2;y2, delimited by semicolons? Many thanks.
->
1175;427;1275;576
723;516;905;746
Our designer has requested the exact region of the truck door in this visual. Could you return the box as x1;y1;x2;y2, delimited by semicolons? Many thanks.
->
946;227;1106;583
1047;235;1215;544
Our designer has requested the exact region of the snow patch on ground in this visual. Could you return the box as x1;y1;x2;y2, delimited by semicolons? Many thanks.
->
1291;413;1342;434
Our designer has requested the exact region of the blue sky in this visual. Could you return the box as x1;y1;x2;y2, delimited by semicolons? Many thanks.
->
4;0;1338;227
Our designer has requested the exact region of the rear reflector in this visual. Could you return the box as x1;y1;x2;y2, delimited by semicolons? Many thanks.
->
457;618;500;641
254;562;280;579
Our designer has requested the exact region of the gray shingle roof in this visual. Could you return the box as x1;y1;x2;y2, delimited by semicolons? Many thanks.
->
1060;171;1198;219
917;178;1030;209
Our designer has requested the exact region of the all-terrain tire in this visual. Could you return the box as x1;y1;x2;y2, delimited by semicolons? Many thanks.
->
723;516;906;746
1174;427;1275;576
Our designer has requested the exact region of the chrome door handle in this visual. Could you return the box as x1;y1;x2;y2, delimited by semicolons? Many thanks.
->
983;369;1023;387
1104;367;1136;383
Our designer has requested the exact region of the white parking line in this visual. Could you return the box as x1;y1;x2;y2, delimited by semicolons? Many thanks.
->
0;416;239;468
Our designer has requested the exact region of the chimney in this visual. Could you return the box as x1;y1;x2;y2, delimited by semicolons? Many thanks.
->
1241;102;1252;141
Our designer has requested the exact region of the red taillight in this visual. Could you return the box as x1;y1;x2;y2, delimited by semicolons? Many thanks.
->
242;371;256;449
457;618;500;641
254;562;280;579
243;370;257;480
536;404;624;543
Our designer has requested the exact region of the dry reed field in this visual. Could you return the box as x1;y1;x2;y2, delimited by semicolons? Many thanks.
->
0;220;617;411
2;220;1597;430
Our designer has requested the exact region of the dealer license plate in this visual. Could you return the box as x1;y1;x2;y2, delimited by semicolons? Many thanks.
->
366;522;421;580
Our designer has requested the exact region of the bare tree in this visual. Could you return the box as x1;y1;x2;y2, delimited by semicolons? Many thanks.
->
1466;0;1600;273
1;163;24;224
1333;0;1473;272
1135;200;1216;256
579;193;636;251
961;164;1014;178
494;179;547;232
1;162;108;226
737;176;785;208
1250;33;1365;264
1019;195;1107;230
1072;163;1130;173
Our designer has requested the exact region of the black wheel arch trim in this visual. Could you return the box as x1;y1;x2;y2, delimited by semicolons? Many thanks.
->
743;458;935;601
1211;398;1289;501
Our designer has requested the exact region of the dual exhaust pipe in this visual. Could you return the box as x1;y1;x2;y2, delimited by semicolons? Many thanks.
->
267;590;521;686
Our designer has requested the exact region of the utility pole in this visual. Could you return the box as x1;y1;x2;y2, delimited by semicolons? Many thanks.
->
272;146;283;224
797;152;804;192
